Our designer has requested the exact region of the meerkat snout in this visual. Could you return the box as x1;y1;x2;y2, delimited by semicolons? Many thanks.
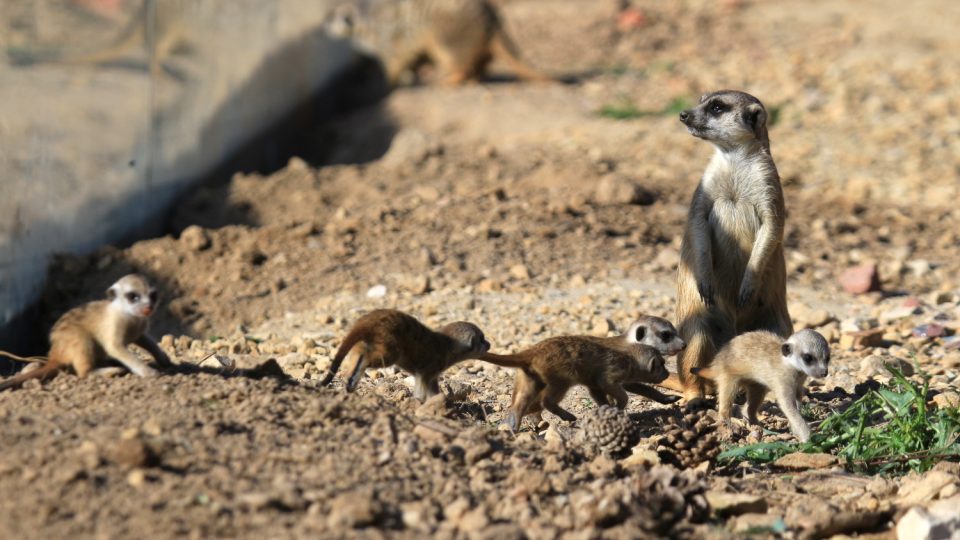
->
781;329;830;379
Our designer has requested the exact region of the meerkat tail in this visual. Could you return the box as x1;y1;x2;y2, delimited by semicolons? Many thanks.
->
488;22;551;82
477;352;529;369
0;362;61;392
320;329;368;386
689;366;715;379
0;350;49;363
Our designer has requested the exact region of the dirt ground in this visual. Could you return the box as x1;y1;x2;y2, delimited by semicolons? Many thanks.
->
3;0;960;538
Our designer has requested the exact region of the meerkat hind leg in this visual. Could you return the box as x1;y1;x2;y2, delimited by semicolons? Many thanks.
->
743;382;767;425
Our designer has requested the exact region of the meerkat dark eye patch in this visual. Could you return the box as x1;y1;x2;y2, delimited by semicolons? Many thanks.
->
781;343;792;357
658;331;673;342
125;292;140;303
802;353;814;364
635;326;647;341
708;101;727;115
148;291;158;303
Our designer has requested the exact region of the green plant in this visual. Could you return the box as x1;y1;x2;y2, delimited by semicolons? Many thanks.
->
597;96;693;120
717;366;960;474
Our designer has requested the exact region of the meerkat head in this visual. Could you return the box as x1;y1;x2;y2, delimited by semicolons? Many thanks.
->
439;322;491;359
106;274;158;319
781;329;830;378
626;316;686;356
679;90;769;150
628;344;669;383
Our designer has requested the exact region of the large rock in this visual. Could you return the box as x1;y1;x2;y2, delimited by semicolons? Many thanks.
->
839;263;881;294
897;496;960;540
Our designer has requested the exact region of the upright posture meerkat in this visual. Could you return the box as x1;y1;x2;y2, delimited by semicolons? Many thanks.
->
0;274;172;391
670;90;793;400
691;329;829;441
324;0;550;86
320;309;490;401
482;331;671;431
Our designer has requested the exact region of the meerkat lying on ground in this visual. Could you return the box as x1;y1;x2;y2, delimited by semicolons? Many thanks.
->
668;90;793;401
0;274;172;391
320;309;490;401
324;0;551;86
481;329;671;431
692;329;829;441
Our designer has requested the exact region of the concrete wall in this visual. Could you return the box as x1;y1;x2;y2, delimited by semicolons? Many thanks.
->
0;0;353;350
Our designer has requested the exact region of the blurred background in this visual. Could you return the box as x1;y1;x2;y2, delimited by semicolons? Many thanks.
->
2;0;959;358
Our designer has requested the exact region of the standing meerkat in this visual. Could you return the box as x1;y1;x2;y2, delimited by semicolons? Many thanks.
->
324;0;551;86
481;334;670;431
0;274;172;391
691;329;829;441
320;309;491;401
668;90;793;401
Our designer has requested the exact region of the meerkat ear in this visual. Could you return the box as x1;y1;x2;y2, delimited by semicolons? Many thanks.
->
781;343;791;357
743;103;767;138
106;286;118;301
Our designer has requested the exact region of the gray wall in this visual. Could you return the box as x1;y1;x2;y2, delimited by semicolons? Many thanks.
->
0;0;352;346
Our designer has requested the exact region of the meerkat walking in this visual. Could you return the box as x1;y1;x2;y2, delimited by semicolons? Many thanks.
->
320;309;490;401
691;329;829;441
481;334;670;431
324;0;551;86
668;90;793;401
0;274;172;391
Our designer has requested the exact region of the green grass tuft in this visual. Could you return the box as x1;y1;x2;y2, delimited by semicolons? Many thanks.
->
717;366;960;475
597;95;694;120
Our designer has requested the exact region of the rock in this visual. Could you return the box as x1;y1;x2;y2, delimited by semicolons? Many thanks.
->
415;394;450;418
730;513;786;534
839;263;881;294
509;264;531;281
933;391;960;410
906;259;933;277
898;471;960;506
591;317;616;336
366;284;387;298
840;328;885;350
382;128;442;166
840;317;880;333
594;173;656;206
913;324;946;339
896;496;960;540
793;304;835;329
180;225;211;251
881;306;922;322
860;355;914;378
403;275;431;295
705;491;768;516
773;452;839;470
106;437;158;469
623;446;661;468
327;489;379;529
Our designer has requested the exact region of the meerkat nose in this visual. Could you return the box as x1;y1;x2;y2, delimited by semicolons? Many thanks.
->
679;110;689;122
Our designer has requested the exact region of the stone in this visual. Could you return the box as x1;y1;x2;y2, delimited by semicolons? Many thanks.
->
881;306;922;322
415;394;450;418
106;437;158;469
705;491;768;516
933;391;960;410
860;355;914;378
180;225;211;251
793;304;835;329
898;472;960;507
509;264;532;281
840;328;885;350
913;324;946;339
366;284;387;298
594;173;656;206
730;513;786;534
327;490;379;529
896;496;960;540
839;263;881;294
591;317;616;336
773;452;839;470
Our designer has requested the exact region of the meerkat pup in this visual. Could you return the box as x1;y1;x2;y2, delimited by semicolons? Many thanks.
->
325;0;550;86
482;333;670;431
669;90;793;401
692;329;829;441
503;316;684;429
0;274;172;392
320;309;490;401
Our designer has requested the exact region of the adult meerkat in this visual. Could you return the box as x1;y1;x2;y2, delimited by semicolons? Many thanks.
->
669;90;793;401
320;309;490;401
481;335;670;431
691;329;829;442
324;0;551;86
0;274;172;391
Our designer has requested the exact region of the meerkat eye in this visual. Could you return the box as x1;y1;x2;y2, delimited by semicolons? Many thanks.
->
658;331;673;342
125;292;140;303
802;353;814;364
709;102;725;115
